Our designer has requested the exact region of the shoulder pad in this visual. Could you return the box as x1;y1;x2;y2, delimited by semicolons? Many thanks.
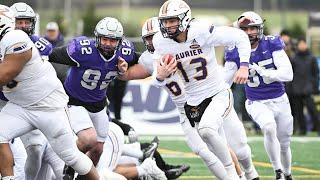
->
117;38;136;63
67;36;98;66
2;30;32;54
30;35;53;56
138;51;154;74
264;35;285;52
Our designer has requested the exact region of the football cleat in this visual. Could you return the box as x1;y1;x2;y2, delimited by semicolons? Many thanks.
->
285;174;293;180
275;169;285;180
141;136;159;161
62;165;75;180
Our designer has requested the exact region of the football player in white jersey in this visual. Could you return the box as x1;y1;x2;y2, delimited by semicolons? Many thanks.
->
224;12;293;180
10;3;65;180
120;17;259;180
0;5;100;180
151;0;251;179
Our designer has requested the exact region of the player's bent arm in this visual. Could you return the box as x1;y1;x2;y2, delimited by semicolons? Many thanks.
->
259;50;293;82
223;61;238;87
118;64;151;81
208;26;251;66
0;49;31;86
128;52;141;67
48;45;78;66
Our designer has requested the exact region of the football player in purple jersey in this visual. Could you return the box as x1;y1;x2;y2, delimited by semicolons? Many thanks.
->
225;11;293;180
48;17;139;179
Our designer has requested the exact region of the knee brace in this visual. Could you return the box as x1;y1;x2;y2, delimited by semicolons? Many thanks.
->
262;123;277;141
279;133;291;152
279;138;291;152
198;127;219;142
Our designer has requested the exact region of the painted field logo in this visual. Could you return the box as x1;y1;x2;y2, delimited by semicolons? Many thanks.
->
122;82;179;123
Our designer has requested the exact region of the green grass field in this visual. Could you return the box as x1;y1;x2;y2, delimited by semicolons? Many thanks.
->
142;136;320;180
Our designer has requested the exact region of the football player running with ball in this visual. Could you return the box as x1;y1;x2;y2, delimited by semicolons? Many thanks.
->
121;16;259;180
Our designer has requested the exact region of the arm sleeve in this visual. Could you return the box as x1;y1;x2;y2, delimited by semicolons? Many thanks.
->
223;61;238;87
207;26;251;66
128;52;141;67
262;49;293;82
48;45;78;66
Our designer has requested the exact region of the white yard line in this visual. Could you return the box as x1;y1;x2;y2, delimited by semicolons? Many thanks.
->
139;136;320;142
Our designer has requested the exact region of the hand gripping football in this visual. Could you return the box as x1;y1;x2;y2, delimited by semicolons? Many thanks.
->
160;54;176;66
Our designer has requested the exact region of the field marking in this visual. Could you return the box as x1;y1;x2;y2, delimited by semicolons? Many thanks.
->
158;148;320;175
178;175;320;179
141;136;320;142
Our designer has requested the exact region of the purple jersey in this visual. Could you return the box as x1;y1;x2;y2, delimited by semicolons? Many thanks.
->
225;35;286;100
64;36;135;103
0;35;53;101
30;35;53;56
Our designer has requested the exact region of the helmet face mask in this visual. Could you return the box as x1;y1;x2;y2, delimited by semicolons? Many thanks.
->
10;2;36;36
141;17;160;53
94;17;124;60
159;16;183;39
15;17;35;36
240;25;261;45
96;36;122;59
142;34;155;53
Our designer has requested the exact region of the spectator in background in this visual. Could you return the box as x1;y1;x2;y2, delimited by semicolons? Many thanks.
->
44;22;64;48
280;29;297;132
44;22;69;83
291;38;320;135
280;29;296;58
44;22;69;82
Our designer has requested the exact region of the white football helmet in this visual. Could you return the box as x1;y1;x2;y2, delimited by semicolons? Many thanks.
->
94;17;124;59
0;5;15;40
237;11;264;44
158;0;191;38
141;17;160;53
10;2;36;36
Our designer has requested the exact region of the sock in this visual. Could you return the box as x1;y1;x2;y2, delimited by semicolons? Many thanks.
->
122;143;143;159
281;147;292;175
263;124;282;170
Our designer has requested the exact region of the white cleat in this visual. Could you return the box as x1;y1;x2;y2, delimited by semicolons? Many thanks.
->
140;158;167;180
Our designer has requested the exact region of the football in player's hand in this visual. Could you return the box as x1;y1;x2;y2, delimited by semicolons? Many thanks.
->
160;54;176;66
